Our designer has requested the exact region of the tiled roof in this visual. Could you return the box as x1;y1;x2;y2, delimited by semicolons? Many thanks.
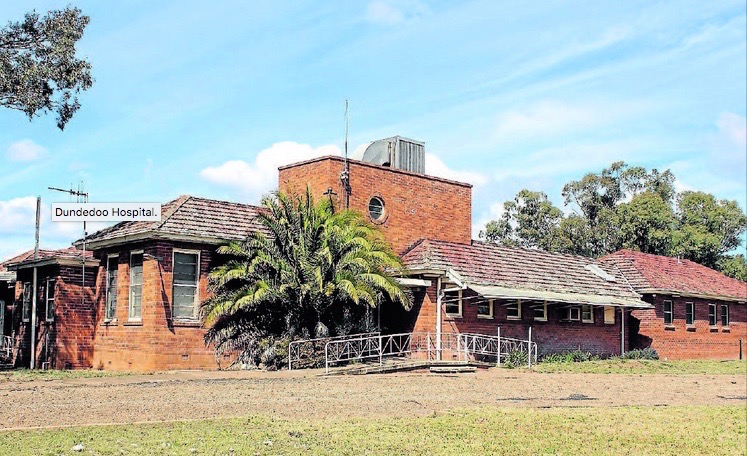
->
402;239;640;300
2;247;94;269
600;250;747;302
80;195;267;247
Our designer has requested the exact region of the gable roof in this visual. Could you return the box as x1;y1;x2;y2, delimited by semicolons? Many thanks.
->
402;239;647;308
78;195;267;249
2;247;95;271
600;250;747;302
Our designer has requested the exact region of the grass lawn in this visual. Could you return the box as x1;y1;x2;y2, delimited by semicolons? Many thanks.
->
0;369;142;382
1;405;744;455
533;359;747;375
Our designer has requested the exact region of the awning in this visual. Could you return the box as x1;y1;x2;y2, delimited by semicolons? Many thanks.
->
468;283;652;309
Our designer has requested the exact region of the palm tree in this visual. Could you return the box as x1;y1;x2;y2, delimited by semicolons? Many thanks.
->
201;188;411;368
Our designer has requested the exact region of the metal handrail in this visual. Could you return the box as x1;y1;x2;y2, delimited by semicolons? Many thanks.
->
0;335;12;362
288;331;380;370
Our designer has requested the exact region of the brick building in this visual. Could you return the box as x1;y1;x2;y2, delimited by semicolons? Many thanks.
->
601;250;746;359
2;248;97;369
1;136;744;370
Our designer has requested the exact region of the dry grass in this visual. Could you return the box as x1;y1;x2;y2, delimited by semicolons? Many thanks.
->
533;359;747;375
0;405;743;455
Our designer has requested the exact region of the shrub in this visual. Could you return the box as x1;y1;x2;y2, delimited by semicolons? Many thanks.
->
621;348;659;360
541;350;600;363
504;349;529;368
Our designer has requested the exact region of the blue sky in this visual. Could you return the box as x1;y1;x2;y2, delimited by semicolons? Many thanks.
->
1;0;745;260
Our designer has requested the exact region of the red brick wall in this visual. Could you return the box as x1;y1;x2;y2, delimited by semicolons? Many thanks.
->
409;285;628;357
278;156;472;254
9;264;96;369
91;241;225;371
631;294;746;360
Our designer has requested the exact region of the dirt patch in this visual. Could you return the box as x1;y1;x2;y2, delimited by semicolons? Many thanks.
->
0;369;744;430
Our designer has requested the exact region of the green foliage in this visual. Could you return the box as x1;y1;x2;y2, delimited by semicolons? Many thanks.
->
541;350;600;363
1;7;93;129
717;254;747;281
201;188;411;369
620;348;659;360
503;349;528;368
480;162;746;276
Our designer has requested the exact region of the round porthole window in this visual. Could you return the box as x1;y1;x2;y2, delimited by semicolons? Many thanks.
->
368;196;386;222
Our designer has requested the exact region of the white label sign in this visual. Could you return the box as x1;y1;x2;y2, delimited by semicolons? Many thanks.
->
51;203;161;222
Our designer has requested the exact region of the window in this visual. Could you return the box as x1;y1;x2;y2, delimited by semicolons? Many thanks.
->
685;302;694;326
444;289;462;317
129;252;143;320
532;302;547;321
105;255;118;320
566;306;580;321
708;304;717;326
604;306;615;324
173;251;199;319
582;305;594;323
22;282;31;322
477;299;493;319
368;197;385;222
663;300;673;325
45;278;55;321
721;304;729;327
506;300;521;320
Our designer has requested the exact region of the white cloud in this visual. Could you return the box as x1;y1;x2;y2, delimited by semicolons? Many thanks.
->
425;153;487;185
714;112;746;155
200;142;342;198
493;100;646;145
201;141;488;199
6;139;46;162
0;197;38;234
472;201;504;239
365;0;428;25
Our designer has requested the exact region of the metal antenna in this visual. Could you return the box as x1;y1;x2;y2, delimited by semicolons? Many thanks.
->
340;99;351;209
49;183;89;306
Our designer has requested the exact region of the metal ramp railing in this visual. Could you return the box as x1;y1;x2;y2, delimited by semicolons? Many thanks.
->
323;332;538;373
0;335;12;363
287;332;380;371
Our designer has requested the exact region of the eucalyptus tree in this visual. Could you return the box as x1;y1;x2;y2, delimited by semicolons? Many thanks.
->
1;7;93;129
201;189;411;368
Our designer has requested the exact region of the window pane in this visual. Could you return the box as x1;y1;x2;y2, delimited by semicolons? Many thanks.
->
506;300;520;318
22;283;31;320
173;253;197;285
46;280;55;320
685;303;694;325
129;253;143;319
663;301;673;325
130;253;143;286
106;259;118;320
582;305;593;321
173;285;196;318
569;307;580;320
708;304;716;326
130;286;142;319
532;302;546;320
721;305;729;326
477;301;491;317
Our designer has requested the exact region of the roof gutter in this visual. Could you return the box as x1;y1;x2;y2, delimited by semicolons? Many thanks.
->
637;288;747;304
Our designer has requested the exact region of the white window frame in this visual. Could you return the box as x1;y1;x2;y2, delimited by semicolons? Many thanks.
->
105;254;119;321
533;302;548;322
444;289;462;318
604;306;615;325
129;250;144;321
21;282;32;322
477;299;494;319
720;304;729;327
581;305;594;323
45;278;55;322
566;306;581;321
663;300;673;325
708;303;717;327
172;249;201;320
685;302;694;326
506;299;522;320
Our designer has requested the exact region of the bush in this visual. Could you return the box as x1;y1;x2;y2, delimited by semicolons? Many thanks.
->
504;349;529;368
621;348;659;360
541;350;600;364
